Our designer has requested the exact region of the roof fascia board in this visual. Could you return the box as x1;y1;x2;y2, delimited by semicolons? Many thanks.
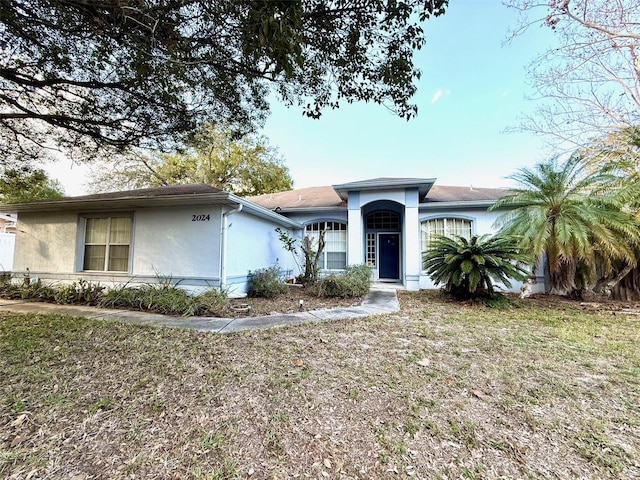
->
228;194;303;229
274;206;347;214
2;192;236;213
419;200;497;210
333;178;437;201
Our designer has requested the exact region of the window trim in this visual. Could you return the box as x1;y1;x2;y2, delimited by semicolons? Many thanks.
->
80;213;133;273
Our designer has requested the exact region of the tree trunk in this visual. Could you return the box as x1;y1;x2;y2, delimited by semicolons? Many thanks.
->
611;266;640;301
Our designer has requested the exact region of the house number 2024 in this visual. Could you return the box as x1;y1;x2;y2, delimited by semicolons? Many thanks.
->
192;214;210;221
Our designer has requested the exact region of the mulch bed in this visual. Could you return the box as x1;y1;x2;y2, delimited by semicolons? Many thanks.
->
227;285;362;317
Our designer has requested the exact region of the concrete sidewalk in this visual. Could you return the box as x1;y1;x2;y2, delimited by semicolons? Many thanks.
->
0;286;400;333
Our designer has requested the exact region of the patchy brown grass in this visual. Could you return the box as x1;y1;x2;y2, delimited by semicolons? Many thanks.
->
1;290;639;479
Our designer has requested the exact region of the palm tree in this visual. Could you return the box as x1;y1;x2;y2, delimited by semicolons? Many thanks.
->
491;154;640;296
422;233;531;298
577;126;640;299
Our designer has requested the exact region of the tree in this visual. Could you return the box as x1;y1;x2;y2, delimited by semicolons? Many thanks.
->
0;0;449;165
491;154;640;296
88;125;293;196
505;0;640;148
422;233;530;299
0;168;64;203
576;126;640;299
275;227;326;285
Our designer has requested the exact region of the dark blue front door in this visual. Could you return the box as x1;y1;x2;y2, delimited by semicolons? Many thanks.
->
379;233;400;279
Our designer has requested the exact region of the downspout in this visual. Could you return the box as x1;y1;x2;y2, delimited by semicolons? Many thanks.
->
220;203;243;290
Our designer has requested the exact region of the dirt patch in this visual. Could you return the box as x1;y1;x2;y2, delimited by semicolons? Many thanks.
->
227;286;362;317
524;292;640;315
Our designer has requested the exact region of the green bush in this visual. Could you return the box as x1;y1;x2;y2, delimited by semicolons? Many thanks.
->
423;233;530;299
0;277;57;302
53;279;104;305
0;273;229;317
248;266;288;298
100;283;203;317
317;264;371;298
198;288;229;314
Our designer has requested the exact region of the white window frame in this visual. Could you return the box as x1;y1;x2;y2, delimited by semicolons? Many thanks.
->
82;215;133;272
305;221;347;270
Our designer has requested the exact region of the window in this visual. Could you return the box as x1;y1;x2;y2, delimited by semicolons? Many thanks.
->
83;216;132;272
421;218;472;250
305;221;347;270
366;233;376;266
366;211;400;230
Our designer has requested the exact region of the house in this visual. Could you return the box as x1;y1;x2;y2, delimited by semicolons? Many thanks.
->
0;213;17;233
4;178;545;295
248;178;545;292
6;184;302;295
0;213;16;272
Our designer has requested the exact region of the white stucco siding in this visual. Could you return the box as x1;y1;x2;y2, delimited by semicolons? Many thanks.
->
283;211;348;226
360;189;406;206
224;211;301;294
132;206;222;278
13;212;78;273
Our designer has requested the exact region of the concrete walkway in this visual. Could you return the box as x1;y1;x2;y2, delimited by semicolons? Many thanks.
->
0;286;400;333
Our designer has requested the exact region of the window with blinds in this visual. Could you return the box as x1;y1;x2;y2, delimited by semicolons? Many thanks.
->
83;216;132;272
421;218;472;251
305;221;347;269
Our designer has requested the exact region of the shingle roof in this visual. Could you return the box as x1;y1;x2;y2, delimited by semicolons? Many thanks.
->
424;185;507;203
64;183;222;201
247;186;345;210
248;184;507;209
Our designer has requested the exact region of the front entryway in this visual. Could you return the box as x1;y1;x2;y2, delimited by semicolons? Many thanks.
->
378;233;400;280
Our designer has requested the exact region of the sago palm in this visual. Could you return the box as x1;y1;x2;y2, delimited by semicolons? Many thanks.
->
422;233;530;298
491;154;640;295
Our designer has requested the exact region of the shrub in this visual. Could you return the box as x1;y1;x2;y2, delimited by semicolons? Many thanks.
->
101;283;203;317
248;266;288;298
0;277;57;302
198;288;229;314
317;264;371;298
423;233;530;299
0;272;228;317
99;283;139;309
53;280;105;305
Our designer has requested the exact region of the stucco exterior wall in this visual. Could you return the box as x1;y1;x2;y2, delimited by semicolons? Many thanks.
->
225;210;302;295
13;211;78;274
12;207;225;292
360;189;406;206
132;205;222;280
283;211;348;226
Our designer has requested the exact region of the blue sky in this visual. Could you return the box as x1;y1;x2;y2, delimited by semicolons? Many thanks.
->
50;1;558;195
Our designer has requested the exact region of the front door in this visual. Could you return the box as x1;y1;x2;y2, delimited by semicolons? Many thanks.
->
379;233;400;280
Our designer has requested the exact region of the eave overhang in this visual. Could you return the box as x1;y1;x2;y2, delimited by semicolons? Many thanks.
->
332;178;437;201
419;200;498;210
0;192;303;229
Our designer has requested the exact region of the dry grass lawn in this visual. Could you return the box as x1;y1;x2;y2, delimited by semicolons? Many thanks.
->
1;291;639;479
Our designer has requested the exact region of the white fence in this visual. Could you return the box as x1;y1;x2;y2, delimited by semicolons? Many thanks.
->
0;232;15;272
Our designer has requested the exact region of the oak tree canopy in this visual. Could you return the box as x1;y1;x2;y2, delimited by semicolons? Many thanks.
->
0;0;448;165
